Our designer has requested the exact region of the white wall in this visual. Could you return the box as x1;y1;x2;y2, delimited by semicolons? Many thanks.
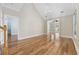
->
51;15;73;38
18;4;46;40
60;15;73;37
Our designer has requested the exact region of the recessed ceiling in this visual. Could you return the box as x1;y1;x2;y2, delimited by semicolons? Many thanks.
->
34;3;76;19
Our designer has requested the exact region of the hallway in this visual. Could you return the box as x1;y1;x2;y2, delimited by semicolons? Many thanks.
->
0;3;79;55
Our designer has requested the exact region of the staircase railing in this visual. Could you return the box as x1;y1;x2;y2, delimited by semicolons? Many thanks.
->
0;25;8;55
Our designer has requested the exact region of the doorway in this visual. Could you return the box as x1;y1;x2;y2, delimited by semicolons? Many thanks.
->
3;15;19;54
47;19;60;41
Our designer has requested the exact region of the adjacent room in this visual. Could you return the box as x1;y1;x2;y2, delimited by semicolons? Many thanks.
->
0;3;79;55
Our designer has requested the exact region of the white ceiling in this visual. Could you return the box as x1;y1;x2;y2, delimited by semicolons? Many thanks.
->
34;3;76;19
0;3;79;20
1;3;24;11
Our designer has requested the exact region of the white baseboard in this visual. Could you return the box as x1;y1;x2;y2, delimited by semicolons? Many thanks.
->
18;33;46;40
60;35;73;39
72;35;79;55
61;35;79;54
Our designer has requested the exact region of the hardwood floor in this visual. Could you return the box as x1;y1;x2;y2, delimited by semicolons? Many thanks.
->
7;35;77;55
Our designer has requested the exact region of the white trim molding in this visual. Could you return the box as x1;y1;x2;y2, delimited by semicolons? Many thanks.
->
60;35;73;39
72;35;79;55
61;35;79;54
18;33;46;40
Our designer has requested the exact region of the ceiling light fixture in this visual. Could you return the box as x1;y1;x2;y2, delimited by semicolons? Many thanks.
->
60;11;64;13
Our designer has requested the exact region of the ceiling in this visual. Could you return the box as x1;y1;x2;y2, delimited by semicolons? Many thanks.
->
34;3;76;19
1;3;24;11
0;3;78;20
